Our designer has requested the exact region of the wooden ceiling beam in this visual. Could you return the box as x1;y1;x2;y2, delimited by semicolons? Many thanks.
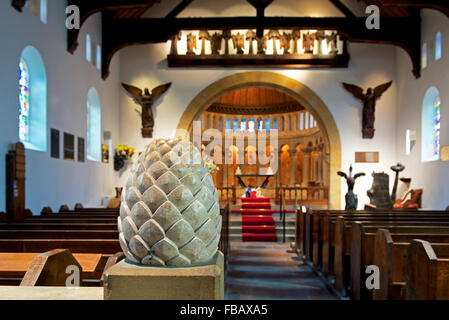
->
66;0;158;54
380;0;449;18
101;14;421;79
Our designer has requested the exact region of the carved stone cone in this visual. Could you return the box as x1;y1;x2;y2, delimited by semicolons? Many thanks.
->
119;138;221;267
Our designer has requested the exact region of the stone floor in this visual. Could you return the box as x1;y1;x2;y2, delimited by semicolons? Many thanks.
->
225;242;337;300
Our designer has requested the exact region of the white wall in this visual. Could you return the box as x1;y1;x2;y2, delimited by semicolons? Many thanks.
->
118;40;400;209
395;9;449;210
0;0;121;214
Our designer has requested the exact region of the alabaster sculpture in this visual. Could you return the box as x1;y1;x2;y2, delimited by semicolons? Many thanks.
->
118;138;221;267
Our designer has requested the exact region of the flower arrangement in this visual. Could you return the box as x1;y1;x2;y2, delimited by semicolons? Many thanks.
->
203;154;219;174
114;144;135;171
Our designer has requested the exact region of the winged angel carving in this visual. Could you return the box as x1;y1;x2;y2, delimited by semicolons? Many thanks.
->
122;83;172;138
343;81;393;139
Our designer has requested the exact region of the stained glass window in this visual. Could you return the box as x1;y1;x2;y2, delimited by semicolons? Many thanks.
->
273;118;278;131
434;97;441;157
96;45;102;70
233;118;239;131
19;59;30;143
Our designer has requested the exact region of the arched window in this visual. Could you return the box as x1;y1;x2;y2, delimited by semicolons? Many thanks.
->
265;118;270;133
257;118;263;132
248;118;255;133
273;117;278;131
87;88;101;162
305;112;310;129
219;117;223;131
300;112;304;130
233;118;239;131
422;87;441;162
436;32;442;61
40;0;47;24
86;34;92;62
422;43;427;69
241;118;247;132
310;114;315;128
19;46;47;152
281;117;285;131
226;117;231;132
96;45;102;70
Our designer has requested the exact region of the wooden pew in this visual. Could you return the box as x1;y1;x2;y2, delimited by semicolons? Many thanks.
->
325;215;449;278
0;223;117;231
0;239;121;254
406;240;449;300
374;229;449;300
307;210;449;277
350;222;449;300
0;230;118;239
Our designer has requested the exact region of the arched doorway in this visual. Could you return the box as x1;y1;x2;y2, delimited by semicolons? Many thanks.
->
176;72;341;209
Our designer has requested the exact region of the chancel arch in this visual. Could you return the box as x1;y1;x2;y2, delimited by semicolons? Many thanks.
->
176;72;341;209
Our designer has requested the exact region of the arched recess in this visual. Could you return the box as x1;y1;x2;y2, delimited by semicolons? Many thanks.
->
19;45;47;152
176;72;342;209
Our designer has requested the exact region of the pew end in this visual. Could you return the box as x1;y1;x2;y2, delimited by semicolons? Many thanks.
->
20;249;83;287
406;240;449;300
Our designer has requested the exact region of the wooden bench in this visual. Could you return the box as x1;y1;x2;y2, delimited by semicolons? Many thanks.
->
350;222;449;300
0;223;117;230
0;230;118;239
297;209;449;299
406;240;449;300
373;229;449;300
0;239;121;254
0;251;107;286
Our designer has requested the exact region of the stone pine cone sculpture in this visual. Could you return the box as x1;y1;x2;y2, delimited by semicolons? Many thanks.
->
118;138;222;267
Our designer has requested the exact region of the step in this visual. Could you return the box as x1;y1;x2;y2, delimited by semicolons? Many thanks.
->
241;203;271;209
242;233;277;242
241;225;276;234
242;216;275;226
232;209;296;215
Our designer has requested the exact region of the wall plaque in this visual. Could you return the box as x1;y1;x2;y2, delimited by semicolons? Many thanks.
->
78;137;85;163
50;129;60;159
355;152;379;163
63;133;75;161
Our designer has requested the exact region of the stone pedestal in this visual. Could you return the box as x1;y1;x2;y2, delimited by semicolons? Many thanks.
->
104;252;224;300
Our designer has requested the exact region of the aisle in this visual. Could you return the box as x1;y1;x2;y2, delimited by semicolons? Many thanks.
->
225;242;337;300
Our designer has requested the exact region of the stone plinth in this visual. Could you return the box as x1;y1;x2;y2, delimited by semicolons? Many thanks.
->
103;252;224;300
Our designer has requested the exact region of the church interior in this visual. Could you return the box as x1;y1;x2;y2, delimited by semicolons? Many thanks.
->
0;0;449;303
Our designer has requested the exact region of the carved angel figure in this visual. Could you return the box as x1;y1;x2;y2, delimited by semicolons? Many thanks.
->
122;83;172;138
343;81;393;139
302;32;316;54
211;32;223;54
245;30;258;55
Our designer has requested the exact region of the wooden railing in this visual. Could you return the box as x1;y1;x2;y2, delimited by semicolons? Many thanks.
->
276;186;328;204
217;187;237;204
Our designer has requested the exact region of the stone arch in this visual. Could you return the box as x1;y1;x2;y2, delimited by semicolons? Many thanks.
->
176;71;341;209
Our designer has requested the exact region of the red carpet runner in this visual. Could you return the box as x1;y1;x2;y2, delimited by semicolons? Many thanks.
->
234;197;278;242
